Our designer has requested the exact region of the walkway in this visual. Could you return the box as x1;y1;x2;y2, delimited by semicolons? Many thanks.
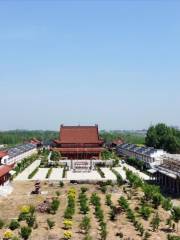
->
14;160;41;181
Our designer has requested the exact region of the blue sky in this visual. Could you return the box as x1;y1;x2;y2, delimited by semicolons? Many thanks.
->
0;1;180;130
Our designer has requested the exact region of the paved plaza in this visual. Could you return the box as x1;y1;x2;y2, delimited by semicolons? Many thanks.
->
14;160;150;182
15;160;41;180
32;168;49;181
66;170;102;181
48;168;63;180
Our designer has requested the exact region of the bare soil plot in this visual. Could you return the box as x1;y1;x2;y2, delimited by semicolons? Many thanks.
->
0;181;179;240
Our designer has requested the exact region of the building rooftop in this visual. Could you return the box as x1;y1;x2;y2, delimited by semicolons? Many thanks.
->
8;143;36;158
58;125;103;144
0;165;12;178
0;151;7;158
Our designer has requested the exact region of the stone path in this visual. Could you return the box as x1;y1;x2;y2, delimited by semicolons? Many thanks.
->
100;167;117;180
66;170;102;181
49;168;63;180
14;160;41;180
32;168;49;181
113;166;126;180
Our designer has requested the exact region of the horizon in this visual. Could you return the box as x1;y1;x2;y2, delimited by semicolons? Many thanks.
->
1;1;180;130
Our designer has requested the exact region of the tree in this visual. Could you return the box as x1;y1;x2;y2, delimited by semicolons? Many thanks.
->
63;219;73;230
49;198;60;214
109;206;116;221
51;151;61;161
9;220;20;230
152;193;162;209
20;226;32;240
139;205;152;220
80;216;91;233
151;213;161;231
145;123;180;153
47;219;55;229
171;206;180;232
162;198;173;211
105;194;112;207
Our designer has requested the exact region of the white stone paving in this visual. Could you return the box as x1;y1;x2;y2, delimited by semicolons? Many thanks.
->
14;160;41;180
32;168;49;181
49;168;63;180
113;167;126;180
100;168;116;181
67;170;102;181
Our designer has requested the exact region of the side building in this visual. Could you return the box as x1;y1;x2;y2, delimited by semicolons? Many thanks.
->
153;157;180;195
0;143;38;165
53;124;104;159
117;143;166;168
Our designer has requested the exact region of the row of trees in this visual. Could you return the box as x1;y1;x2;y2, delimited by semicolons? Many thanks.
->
90;193;107;240
126;169;180;232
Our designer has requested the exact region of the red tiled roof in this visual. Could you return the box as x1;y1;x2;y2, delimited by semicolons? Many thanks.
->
59;125;103;144
0;151;7;158
0;165;12;178
54;147;104;153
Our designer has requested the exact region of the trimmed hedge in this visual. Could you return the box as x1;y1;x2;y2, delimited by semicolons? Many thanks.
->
46;167;53;179
28;167;39;179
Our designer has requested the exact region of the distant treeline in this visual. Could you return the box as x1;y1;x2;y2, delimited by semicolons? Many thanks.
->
0;129;145;146
100;131;145;145
0;130;58;145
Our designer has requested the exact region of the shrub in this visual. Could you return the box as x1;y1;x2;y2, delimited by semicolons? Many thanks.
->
171;206;180;232
46;167;52;178
139;205;152;220
20;226;32;240
109;206;116;221
143;231;151;240
97;167;105;178
151;213;161;231
105;194;112;207
63;219;73;230
26;215;36;227
111;169;123;186
162;198;173;211
3;230;13;239
100;185;107;193
62;167;66;178
56;191;60;196
49;198;60;214
47;218;55;229
12;237;20;240
80;216;91;233
64;230;72;239
9;220;20;230
81;187;88;193
28;167;39;179
59;181;64;187
83;235;93;240
20;205;30;214
18;213;28;222
118;196;129;211
79;191;89;214
152;193;162;209
29;205;35;215
0;218;5;229
126;208;135;222
167;234;180;240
